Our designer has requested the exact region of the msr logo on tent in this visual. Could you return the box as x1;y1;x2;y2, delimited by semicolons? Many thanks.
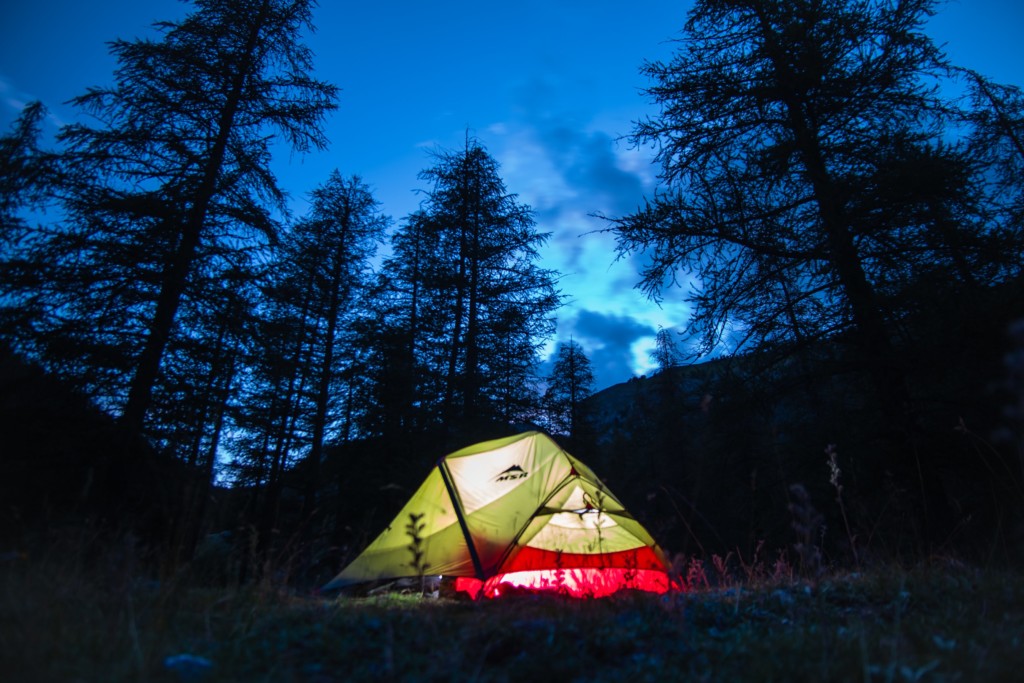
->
494;465;528;482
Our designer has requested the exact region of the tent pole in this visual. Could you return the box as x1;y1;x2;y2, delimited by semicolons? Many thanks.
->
439;460;485;580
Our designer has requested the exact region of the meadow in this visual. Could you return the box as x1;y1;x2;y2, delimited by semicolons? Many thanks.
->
4;535;1024;683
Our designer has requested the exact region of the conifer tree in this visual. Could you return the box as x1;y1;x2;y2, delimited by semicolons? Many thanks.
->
651;326;682;374
361;210;442;434
611;0;1024;542
0;102;53;344
611;0;1024;415
19;0;337;435
0;102;49;248
287;173;387;505
544;340;595;437
229;173;385;549
377;138;560;431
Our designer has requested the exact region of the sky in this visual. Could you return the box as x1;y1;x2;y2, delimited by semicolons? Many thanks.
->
1;0;1022;391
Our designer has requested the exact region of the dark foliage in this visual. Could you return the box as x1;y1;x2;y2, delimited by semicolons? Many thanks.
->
0;346;189;554
571;284;1024;564
604;0;1024;555
543;340;596;438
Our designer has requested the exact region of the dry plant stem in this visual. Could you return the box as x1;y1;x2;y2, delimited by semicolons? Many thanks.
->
826;444;860;568
788;483;823;581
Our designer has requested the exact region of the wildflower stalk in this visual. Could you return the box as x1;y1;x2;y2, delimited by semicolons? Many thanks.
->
826;444;859;568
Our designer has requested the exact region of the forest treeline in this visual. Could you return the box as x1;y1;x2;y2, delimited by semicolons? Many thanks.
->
0;0;582;576
1;0;1023;580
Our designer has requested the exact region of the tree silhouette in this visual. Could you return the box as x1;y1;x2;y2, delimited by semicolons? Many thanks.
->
957;69;1024;261
650;327;682;374
610;0;1024;543
0;103;53;344
0;103;49;248
613;0;1020;417
544;340;595;437
360;210;443;435
374;137;560;432
287;173;387;509
225;173;385;561
31;0;337;435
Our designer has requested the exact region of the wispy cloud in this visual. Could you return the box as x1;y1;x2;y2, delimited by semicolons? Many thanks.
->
0;75;28;117
0;74;67;129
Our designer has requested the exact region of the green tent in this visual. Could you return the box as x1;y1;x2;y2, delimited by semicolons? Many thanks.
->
324;431;673;598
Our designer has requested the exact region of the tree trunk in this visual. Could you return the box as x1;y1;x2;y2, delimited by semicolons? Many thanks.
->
463;199;482;421
755;7;946;540
442;196;469;426
121;0;270;436
306;209;351;520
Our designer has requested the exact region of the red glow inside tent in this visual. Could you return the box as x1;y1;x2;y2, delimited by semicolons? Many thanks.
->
455;568;673;599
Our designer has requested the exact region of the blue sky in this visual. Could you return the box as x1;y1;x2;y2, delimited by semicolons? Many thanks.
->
1;0;1022;390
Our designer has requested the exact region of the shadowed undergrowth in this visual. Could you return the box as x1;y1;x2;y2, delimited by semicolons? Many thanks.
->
3;542;1024;682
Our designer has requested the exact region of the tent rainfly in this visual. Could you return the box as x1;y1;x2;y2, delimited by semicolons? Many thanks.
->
323;431;674;598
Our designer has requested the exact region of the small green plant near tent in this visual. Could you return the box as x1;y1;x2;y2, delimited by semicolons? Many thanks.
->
404;512;432;595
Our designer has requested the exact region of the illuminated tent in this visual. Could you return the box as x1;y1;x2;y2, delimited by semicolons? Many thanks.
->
323;431;674;598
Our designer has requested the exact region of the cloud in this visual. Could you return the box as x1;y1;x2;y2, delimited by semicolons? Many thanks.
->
498;74;657;213
489;116;659;294
538;126;647;219
565;309;656;391
0;75;28;119
491;86;661;280
0;74;67;130
482;76;694;388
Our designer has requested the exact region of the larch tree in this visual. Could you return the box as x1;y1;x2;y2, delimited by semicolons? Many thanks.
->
0;103;54;344
359;210;442;435
651;326;682;374
392;137;560;430
0;103;49;251
958;70;1024;261
609;0;1024;538
544;340;595;437
611;0;1019;414
23;0;337;435
286;173;387;509
228;172;386;557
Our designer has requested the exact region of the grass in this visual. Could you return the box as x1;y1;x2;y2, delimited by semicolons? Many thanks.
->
3;541;1024;683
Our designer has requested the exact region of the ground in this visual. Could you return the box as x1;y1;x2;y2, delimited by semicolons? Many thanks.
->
3;550;1024;682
